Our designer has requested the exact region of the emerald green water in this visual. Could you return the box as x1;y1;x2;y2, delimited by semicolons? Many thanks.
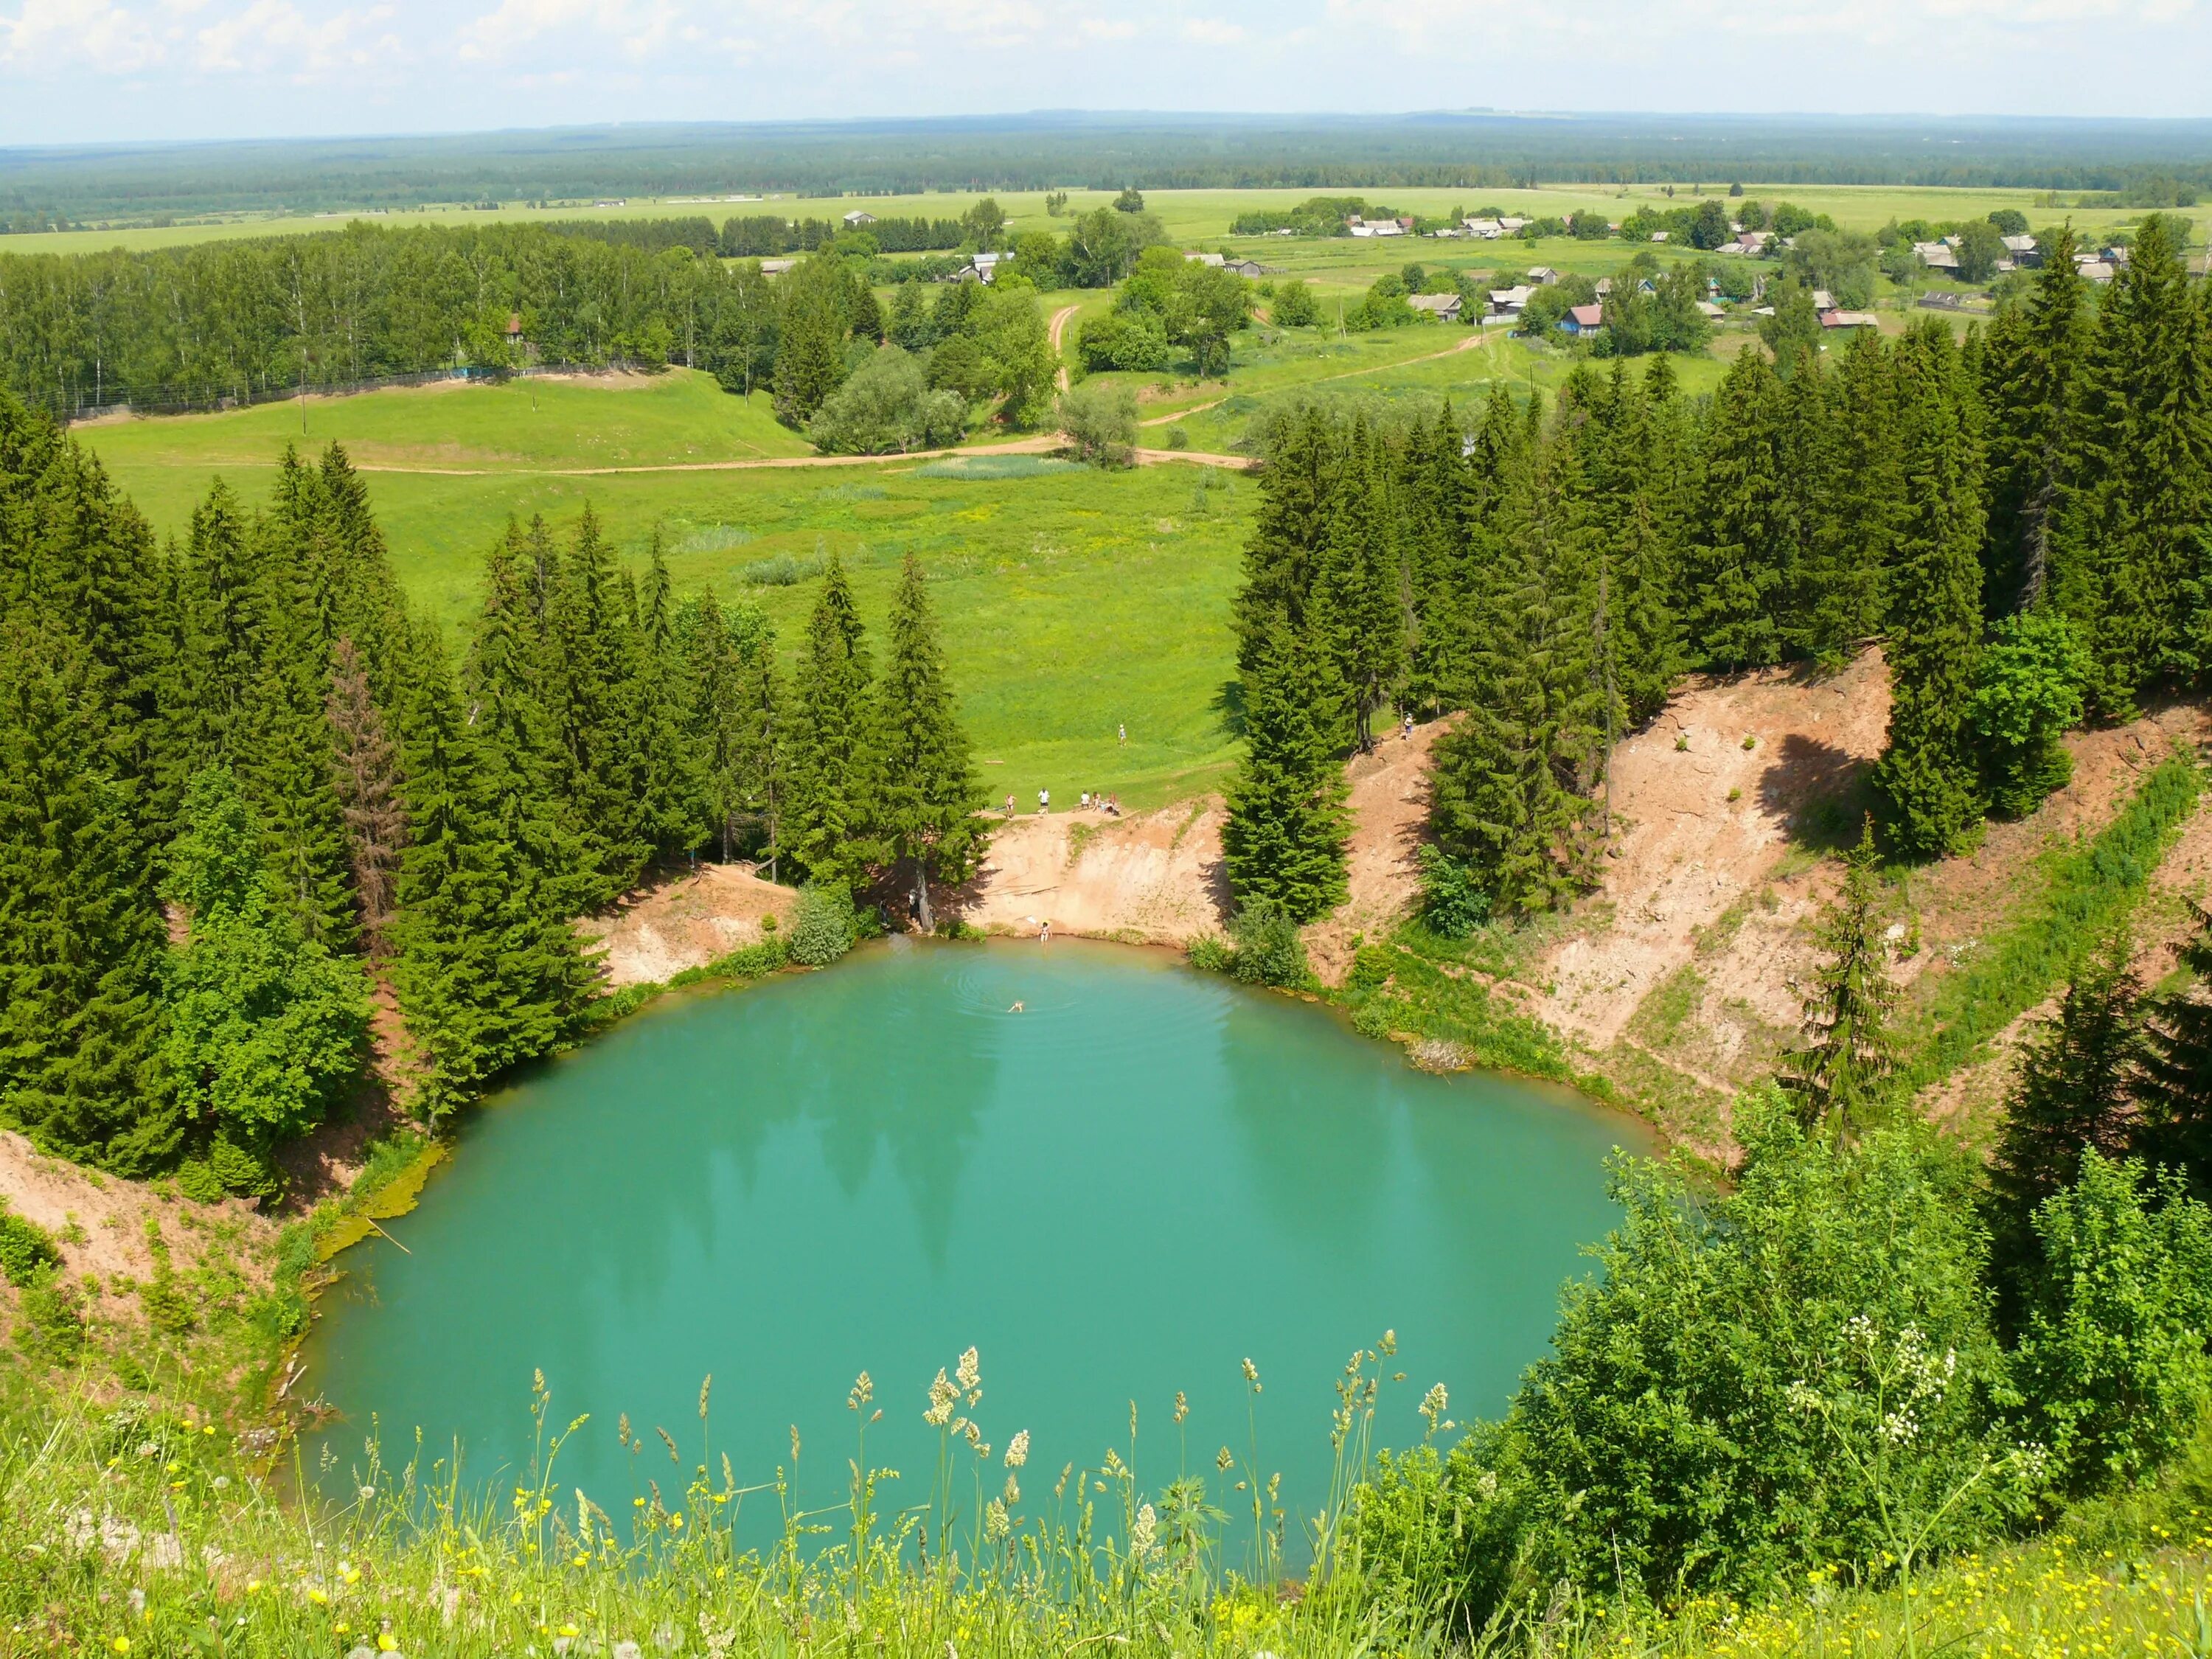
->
305;939;1636;1523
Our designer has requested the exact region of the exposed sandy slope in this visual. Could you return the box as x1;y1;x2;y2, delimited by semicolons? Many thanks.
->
0;1130;276;1295
951;800;1231;942
1537;650;1893;1055
582;861;801;989
1306;717;1458;982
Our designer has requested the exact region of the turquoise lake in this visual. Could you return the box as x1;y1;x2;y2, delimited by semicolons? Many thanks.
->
302;939;1638;1528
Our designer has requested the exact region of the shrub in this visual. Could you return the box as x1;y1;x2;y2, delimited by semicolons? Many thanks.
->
1231;904;1310;989
0;1205;61;1287
1057;378;1139;467
1186;933;1234;974
809;345;967;455
1164;424;1192;451
1271;280;1321;327
1074;311;1172;372
18;1270;86;1361
788;886;858;967
1416;846;1489;939
1969;610;2089;818
2012;1152;2212;1498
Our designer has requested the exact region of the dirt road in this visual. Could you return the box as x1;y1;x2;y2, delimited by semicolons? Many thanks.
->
1048;304;1078;392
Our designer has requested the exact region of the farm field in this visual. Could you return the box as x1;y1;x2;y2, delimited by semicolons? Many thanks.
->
7;181;2175;257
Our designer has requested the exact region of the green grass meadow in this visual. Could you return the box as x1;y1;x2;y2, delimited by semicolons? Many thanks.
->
82;375;1262;813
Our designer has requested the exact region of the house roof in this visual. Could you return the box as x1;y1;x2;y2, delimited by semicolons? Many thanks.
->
1527;266;1559;282
1184;251;1225;265
1490;285;1534;307
1650;231;1670;242
2075;260;2115;282
759;259;797;275
1696;300;1727;318
1567;303;1605;328
2002;234;2038;253
842;210;876;224
1812;289;1835;310
1820;310;1879;329
1408;292;1462;315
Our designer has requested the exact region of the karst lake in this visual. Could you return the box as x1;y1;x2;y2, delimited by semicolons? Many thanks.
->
302;939;1641;1530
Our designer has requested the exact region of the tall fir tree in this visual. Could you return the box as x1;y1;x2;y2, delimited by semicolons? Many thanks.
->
1220;614;1350;922
773;257;851;428
327;638;408;959
1875;321;1988;860
1980;226;2086;617
1984;925;2145;1313
1430;420;1606;912
1807;327;1901;662
2052;215;2212;717
1317;416;1407;751
2139;905;2212;1204
783;554;874;886
1781;824;1897;1143
872;554;990;929
391;625;594;1115
539;505;650;901
635;535;706;862
1686;347;1787;672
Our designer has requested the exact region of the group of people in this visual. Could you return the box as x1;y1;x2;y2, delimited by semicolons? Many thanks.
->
1003;788;1122;818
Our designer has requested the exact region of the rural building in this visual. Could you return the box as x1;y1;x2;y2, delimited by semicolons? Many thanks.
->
1488;285;1534;317
2003;233;2042;266
1594;277;1613;296
951;251;1004;282
2073;258;2115;283
1820;309;1879;330
1499;216;1530;232
1347;216;1405;237
842;210;877;226
759;258;798;276
1184;251;1225;266
1811;288;1835;310
1917;291;1966;310
1559;302;1606;336
1222;259;1267;278
1463;218;1505;237
1913;240;1960;271
1408;292;1464;321
1697;299;1728;319
1526;265;1560;285
1731;231;1771;255
1650;230;1670;242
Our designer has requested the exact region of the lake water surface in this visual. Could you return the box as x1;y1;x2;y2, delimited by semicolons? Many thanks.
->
304;939;1638;1523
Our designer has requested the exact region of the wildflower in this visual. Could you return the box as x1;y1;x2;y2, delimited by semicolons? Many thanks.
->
925;1370;958;1428
616;1644;643;1659
113;1641;131;1655
378;1636;400;1653
1419;1382;1450;1433
358;1486;377;1500
1005;1429;1029;1468
1129;1503;1158;1560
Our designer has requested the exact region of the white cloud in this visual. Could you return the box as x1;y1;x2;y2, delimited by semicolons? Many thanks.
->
0;0;167;72
193;0;398;73
1180;13;1244;41
1076;13;1135;36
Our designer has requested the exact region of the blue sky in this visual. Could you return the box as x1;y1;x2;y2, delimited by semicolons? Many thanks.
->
1;0;2207;147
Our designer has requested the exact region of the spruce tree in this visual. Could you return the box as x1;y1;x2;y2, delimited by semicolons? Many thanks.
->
0;619;177;1171
782;554;874;886
1985;925;2145;1306
872;554;990;929
1430;422;1605;913
1237;405;1340;681
392;626;594;1115
1317;416;1406;751
773;258;850;429
1781;825;1897;1141
539;505;650;900
318;444;413;706
465;522;594;916
2052;215;2212;717
1399;403;1470;717
1874;321;1987;860
2138;905;2212;1203
1980;227;2085;616
1686;347;1787;672
327;638;408;958
635;536;706;862
1809;327;1900;662
1221;614;1350;922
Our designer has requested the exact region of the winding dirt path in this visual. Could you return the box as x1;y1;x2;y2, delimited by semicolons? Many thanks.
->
1048;304;1079;392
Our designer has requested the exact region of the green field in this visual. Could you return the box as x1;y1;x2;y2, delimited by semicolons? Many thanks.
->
81;375;1259;814
11;181;2179;259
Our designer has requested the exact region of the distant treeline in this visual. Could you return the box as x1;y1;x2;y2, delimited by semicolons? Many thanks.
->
6;114;2212;226
0;220;799;417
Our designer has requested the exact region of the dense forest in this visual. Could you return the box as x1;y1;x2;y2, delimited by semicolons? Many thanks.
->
1222;215;2212;924
0;210;1081;420
0;395;985;1198
6;114;2211;228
